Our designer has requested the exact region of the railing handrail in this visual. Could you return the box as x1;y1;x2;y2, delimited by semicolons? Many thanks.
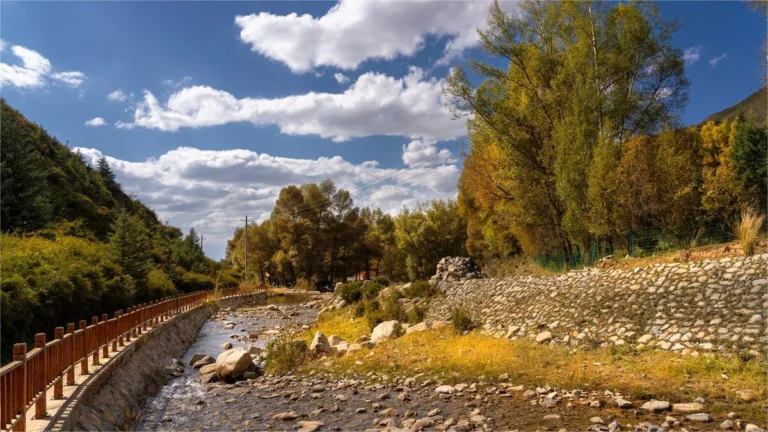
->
0;286;264;432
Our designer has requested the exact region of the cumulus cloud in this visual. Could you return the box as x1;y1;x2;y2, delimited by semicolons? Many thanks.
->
84;117;106;127
116;67;466;142
74;145;459;258
683;46;702;65
402;139;454;167
107;89;128;102
709;53;727;67
0;41;85;89
234;0;517;73
334;72;349;85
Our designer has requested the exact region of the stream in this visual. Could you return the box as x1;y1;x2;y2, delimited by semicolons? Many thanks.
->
136;293;321;430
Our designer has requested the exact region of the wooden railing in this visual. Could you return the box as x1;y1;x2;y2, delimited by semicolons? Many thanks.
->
0;287;261;431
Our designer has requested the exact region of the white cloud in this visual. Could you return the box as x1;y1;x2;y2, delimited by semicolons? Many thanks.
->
51;71;86;87
234;0;517;73
161;76;193;88
85;117;106;127
117;67;466;142
107;89;128;102
402;139;454;167
334;72;350;85
74;145;459;258
709;53;727;67
656;87;672;100
683;46;702;65
0;41;85;89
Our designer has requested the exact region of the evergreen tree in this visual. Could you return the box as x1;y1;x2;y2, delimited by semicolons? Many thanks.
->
0;101;52;232
731;119;768;211
110;211;152;299
96;156;121;193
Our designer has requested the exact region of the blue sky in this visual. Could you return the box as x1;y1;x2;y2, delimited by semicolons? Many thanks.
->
1;1;764;259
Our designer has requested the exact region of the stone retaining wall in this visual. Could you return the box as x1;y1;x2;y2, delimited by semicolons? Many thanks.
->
51;294;262;431
427;255;767;357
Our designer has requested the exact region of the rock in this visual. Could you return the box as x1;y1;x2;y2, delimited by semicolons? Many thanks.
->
745;424;766;432
310;332;333;356
199;363;216;375
371;320;402;344
272;411;300;421
543;414;562;421
685;413;711;422
535;331;553;343
411;418;435;430
328;335;345;346
192;355;215;368
720;420;734;430
214;348;253;380
346;343;363;354
672;402;704;413
223;323;235;330
641;400;671;413
248;346;263;356
591;417;605;424
431;320;451;330
427;408;441;416
334;341;349;356
220;342;232;350
189;353;208;365
616;398;633;409
298;421;324;432
434;385;454;394
405;322;430;335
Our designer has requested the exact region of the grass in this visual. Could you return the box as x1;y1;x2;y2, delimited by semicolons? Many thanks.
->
294;308;767;418
735;206;766;256
298;307;370;344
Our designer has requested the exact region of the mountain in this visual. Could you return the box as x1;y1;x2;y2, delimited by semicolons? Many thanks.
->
703;87;767;125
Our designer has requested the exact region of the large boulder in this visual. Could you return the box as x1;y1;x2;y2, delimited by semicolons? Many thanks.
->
192;355;215;369
371;320;402;344
309;332;334;356
405;322;429;335
214;348;253;380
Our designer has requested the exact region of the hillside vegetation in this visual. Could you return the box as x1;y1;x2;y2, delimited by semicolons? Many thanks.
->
704;87;767;125
0;100;235;360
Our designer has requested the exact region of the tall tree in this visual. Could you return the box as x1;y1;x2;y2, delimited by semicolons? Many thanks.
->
110;211;152;300
446;0;688;256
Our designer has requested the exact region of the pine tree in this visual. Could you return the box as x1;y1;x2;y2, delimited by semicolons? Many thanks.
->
96;156;121;194
732;119;768;210
0;103;52;232
110;211;152;300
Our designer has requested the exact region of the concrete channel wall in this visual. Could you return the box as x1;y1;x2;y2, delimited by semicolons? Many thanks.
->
49;293;263;431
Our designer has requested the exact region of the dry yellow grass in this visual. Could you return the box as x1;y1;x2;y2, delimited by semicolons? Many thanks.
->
298;308;370;344
296;310;767;417
735;206;766;256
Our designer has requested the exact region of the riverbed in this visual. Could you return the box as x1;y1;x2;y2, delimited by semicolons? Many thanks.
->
136;292;323;430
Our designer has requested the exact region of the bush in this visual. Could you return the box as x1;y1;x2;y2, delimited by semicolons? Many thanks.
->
403;280;438;298
406;304;426;324
265;331;308;375
372;276;390;286
365;290;406;330
147;269;177;298
735;206;765;256
338;281;364;303
361;282;384;301
175;269;214;292
451;307;475;332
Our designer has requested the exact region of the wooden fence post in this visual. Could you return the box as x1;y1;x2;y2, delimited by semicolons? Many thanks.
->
125;308;132;343
91;317;100;366
34;333;47;419
54;327;64;399
13;343;27;432
66;323;75;386
101;314;109;358
117;310;124;347
79;320;89;375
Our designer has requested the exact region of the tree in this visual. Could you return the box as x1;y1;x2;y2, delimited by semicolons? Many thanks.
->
731;119;768;211
110;211;152;300
0;101;52;232
446;0;688;256
96;156;121;194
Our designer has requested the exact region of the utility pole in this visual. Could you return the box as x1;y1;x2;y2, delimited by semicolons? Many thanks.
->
244;215;248;282
200;234;204;252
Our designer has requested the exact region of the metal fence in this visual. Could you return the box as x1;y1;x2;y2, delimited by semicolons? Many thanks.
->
534;223;737;272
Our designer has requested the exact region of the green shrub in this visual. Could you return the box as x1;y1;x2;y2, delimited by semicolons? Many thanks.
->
265;331;308;375
175;269;214;292
451;307;474;332
372;276;390;286
147;269;177;298
403;280;438;298
338;281;364;303
361;282;384;302
365;290;406;330
406;304;426;324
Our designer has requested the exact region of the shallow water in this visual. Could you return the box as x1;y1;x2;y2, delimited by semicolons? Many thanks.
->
136;293;318;430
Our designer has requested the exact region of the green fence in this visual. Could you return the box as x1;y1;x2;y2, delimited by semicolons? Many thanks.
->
533;223;737;272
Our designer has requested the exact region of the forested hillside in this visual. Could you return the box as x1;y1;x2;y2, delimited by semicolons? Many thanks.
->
0;100;234;360
703;87;767;125
226;180;467;285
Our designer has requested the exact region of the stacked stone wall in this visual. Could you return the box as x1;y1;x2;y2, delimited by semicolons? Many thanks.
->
427;254;768;356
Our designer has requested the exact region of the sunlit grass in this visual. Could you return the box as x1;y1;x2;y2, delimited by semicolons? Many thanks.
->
295;307;767;417
735;206;766;256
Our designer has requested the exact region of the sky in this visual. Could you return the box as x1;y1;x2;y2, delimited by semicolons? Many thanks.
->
1;1;764;259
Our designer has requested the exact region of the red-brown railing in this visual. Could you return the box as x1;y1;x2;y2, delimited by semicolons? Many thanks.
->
0;287;260;431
